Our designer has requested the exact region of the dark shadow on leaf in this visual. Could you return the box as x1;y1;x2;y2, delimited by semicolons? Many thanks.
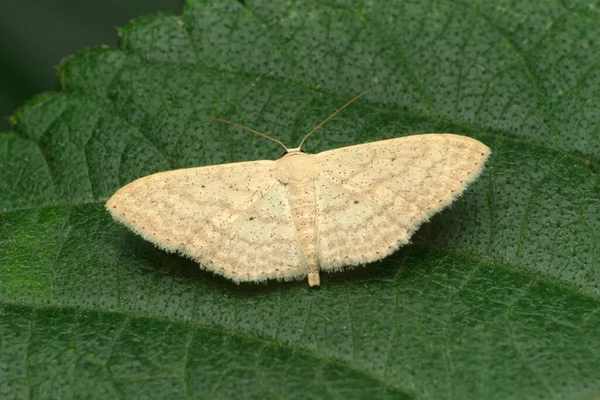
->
112;211;460;296
119;231;307;295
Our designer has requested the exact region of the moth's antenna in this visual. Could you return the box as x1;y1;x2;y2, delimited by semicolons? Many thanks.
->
297;88;375;151
206;116;289;152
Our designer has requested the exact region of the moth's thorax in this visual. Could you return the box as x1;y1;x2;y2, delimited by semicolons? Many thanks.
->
275;151;319;184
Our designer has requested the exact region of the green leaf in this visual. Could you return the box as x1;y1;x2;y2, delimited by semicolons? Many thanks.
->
1;1;599;399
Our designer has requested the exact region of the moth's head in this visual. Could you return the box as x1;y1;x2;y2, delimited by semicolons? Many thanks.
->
283;147;306;156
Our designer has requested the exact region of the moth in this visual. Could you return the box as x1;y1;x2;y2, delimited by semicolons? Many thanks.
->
106;89;490;286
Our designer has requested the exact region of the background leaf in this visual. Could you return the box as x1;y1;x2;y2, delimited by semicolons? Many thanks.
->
0;0;185;133
1;0;599;399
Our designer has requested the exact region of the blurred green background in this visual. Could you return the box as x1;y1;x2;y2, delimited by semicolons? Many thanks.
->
0;0;186;133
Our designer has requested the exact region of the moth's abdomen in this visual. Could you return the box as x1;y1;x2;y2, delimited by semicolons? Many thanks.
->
285;180;320;285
